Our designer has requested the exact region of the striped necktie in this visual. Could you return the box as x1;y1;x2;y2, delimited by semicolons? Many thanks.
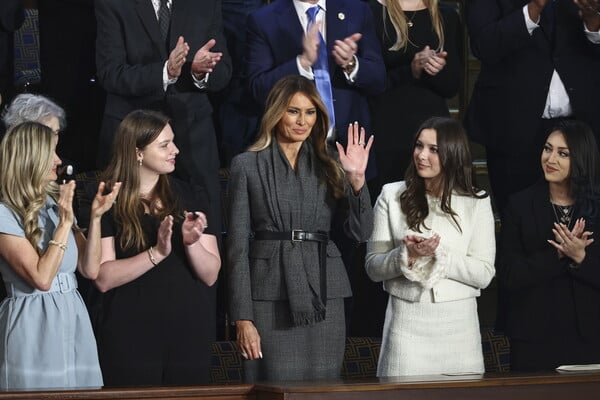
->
307;5;335;137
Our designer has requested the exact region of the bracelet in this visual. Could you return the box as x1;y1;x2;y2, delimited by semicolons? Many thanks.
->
48;240;67;251
148;246;158;266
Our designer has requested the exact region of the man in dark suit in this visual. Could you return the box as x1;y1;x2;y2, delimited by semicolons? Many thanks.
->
95;0;232;229
465;0;600;215
245;0;385;179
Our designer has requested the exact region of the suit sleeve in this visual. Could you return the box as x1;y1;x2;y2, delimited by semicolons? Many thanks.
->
95;0;164;97
226;156;254;322
568;233;600;290
190;0;232;92
466;0;536;65
441;196;496;289
245;13;301;105
341;180;374;243
349;3;386;95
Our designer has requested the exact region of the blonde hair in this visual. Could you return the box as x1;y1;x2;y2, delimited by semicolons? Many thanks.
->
102;110;179;251
382;0;444;51
0;122;59;254
249;76;345;199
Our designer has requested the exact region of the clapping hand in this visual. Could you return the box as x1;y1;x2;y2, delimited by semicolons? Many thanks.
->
411;45;447;78
336;122;373;194
91;182;121;220
548;219;594;264
57;180;76;228
182;211;208;246
167;36;190;79
299;21;321;70
191;39;223;80
332;33;361;70
574;0;600;31
404;233;440;260
154;215;174;260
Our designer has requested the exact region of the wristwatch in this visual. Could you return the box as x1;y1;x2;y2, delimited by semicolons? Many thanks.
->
343;56;356;74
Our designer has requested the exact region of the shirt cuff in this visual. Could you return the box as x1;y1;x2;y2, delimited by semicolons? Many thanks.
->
163;61;178;91
192;72;210;90
584;23;600;44
523;4;539;35
297;56;315;80
343;55;359;82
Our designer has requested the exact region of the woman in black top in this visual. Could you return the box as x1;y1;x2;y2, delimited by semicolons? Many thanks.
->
93;110;221;386
368;0;461;188
499;120;600;371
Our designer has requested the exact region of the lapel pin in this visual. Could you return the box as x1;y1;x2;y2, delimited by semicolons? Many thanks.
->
338;12;345;20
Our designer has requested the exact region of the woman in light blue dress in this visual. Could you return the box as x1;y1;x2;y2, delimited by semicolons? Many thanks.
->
0;121;120;389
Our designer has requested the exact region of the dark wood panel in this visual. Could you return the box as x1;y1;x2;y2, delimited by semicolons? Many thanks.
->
0;384;254;400
254;372;600;400
2;372;600;400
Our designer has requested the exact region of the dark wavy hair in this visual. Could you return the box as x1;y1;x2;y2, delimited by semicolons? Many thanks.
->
401;117;486;233
551;120;600;227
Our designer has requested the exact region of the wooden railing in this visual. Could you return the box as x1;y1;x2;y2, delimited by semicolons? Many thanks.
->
1;371;600;400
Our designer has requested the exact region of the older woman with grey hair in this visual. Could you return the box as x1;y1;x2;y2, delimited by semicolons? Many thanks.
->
2;93;66;143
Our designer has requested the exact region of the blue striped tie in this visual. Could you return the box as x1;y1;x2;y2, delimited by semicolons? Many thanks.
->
307;6;335;136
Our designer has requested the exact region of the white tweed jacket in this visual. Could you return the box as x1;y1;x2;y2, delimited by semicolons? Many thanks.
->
366;181;496;302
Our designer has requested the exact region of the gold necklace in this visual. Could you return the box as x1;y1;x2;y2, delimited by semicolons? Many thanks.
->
406;10;417;28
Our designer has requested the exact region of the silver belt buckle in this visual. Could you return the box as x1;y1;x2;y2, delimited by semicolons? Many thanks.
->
291;229;303;242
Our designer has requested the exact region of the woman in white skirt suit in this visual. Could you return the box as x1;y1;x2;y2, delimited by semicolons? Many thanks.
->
366;117;495;376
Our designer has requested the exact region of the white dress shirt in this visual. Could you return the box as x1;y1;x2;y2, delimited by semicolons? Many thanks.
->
522;5;600;118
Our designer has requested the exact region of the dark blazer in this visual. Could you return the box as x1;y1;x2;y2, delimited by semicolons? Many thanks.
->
226;144;373;322
245;0;386;148
95;0;232;222
498;181;600;342
465;0;600;152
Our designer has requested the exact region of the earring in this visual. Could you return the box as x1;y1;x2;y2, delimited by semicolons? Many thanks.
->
138;159;143;166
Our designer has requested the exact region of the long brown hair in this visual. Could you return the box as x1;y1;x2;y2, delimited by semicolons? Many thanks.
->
249;75;345;199
0;122;59;254
102;110;179;251
381;0;445;51
401;117;486;232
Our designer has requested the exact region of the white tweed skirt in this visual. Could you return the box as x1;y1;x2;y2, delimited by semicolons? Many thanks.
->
377;293;484;377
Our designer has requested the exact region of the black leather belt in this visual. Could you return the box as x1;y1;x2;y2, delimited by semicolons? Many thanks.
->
254;230;329;305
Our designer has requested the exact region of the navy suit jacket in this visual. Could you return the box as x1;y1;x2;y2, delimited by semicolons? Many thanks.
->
245;0;385;149
465;0;600;153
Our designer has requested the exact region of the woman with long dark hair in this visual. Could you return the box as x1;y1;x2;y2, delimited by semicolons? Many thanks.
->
366;116;495;376
498;120;600;371
93;110;220;386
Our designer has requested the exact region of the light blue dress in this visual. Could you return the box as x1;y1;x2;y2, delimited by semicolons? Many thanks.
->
0;198;103;389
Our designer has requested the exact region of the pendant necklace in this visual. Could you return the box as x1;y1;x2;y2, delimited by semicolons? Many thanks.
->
406;11;417;28
550;201;575;229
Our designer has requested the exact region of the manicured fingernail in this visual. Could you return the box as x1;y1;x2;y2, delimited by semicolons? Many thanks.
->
241;352;248;359
259;351;263;359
